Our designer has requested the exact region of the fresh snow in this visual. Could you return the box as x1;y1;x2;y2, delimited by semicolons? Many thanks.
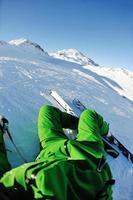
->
0;39;133;199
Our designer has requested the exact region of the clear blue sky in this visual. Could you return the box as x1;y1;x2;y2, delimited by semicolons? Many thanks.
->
0;0;133;70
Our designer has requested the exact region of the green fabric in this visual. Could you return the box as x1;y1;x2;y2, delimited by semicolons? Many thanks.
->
0;131;11;177
0;105;113;200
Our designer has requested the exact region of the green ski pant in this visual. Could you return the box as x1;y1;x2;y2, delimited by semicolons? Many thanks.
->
37;105;113;200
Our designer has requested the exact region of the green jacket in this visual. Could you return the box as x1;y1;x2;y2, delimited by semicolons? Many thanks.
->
0;105;113;200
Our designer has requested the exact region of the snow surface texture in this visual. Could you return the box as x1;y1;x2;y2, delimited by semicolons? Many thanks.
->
0;38;133;199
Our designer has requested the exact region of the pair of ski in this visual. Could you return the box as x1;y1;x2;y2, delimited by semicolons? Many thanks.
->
46;89;133;163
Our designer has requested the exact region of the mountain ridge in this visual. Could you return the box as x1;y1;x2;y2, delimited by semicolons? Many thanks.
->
1;38;99;66
9;38;45;53
49;48;99;66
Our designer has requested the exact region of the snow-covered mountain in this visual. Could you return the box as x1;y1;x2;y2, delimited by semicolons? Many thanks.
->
50;48;99;66
0;38;133;199
0;38;48;60
9;38;45;52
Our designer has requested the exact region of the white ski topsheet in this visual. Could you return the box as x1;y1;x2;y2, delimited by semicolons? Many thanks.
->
50;90;76;115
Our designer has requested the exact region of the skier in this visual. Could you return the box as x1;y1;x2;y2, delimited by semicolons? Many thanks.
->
0;105;114;200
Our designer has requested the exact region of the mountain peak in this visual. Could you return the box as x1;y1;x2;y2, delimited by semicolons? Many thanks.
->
9;38;28;46
49;48;99;66
9;38;45;52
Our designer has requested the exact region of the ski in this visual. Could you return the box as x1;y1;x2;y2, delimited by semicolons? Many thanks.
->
47;90;119;159
73;98;133;163
48;90;76;115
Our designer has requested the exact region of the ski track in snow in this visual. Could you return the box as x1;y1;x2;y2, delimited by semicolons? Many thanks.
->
0;40;133;199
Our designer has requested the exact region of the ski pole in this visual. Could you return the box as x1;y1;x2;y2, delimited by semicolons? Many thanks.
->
5;124;28;163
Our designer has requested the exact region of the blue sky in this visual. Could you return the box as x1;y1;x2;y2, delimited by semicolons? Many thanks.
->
0;0;133;70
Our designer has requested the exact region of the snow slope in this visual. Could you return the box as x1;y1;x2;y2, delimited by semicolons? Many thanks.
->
0;39;133;199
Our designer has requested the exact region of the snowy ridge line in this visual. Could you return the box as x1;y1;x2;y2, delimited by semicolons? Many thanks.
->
49;48;99;66
73;98;133;163
47;89;119;158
